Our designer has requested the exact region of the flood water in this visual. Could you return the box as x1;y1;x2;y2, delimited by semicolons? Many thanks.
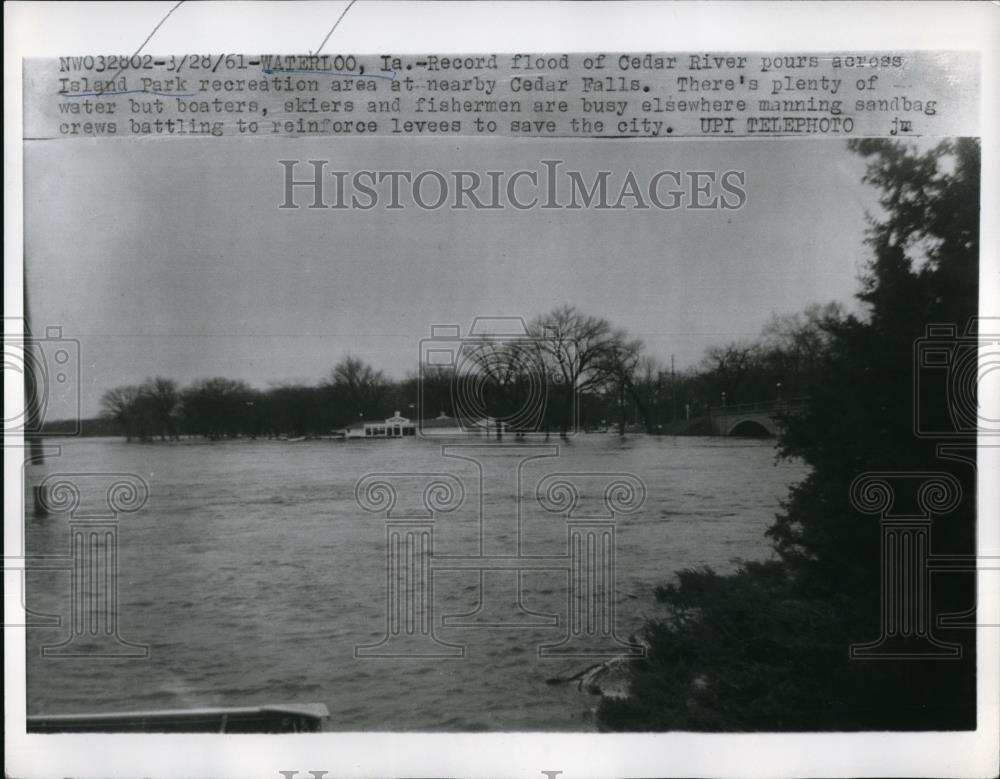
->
23;434;807;731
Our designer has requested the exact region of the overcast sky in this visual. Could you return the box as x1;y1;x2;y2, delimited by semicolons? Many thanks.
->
26;136;877;418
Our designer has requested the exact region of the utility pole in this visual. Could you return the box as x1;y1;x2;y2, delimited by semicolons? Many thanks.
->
24;287;49;516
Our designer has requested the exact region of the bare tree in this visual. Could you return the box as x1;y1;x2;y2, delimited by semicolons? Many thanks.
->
140;376;180;440
760;302;845;396
100;385;142;441
457;338;543;434
603;335;646;434
701;341;762;404
180;377;256;439
324;355;388;422
529;305;643;434
629;354;666;432
410;364;455;420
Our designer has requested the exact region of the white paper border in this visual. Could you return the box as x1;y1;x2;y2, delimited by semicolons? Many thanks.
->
5;2;998;778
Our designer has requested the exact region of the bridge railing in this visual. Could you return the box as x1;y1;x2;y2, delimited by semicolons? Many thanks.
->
708;396;811;416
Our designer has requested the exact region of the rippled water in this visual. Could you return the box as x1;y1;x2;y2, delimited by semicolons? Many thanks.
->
24;435;806;730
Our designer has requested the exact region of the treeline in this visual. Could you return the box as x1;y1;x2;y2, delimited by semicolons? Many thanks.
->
96;304;839;441
597;139;980;730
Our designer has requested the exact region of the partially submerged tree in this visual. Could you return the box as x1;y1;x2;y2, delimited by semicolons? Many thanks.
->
530;305;639;434
141;376;180;440
324;355;388;426
100;385;143;442
180;377;258;439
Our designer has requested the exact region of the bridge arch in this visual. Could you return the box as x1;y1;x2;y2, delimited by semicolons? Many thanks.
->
725;417;776;437
709;398;807;438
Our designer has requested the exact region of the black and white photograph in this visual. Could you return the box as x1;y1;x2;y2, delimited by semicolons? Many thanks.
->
4;3;998;778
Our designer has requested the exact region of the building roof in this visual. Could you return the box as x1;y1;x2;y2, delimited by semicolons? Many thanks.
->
343;413;414;431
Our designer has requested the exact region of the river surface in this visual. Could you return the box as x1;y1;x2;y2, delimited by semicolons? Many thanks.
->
23;435;806;731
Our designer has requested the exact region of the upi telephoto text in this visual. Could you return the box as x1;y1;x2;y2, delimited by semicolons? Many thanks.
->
34;50;974;139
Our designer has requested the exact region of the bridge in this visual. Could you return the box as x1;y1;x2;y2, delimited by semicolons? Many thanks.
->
708;397;809;437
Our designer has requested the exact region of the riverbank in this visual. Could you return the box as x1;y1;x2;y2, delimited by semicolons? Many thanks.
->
38;416;725;440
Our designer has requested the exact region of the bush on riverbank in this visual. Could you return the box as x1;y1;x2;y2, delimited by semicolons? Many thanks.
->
597;139;980;732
